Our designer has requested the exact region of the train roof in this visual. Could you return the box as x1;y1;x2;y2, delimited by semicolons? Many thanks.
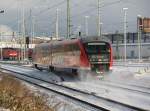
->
80;36;111;43
35;36;111;48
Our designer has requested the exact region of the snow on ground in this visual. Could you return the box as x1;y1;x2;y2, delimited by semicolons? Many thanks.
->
0;64;62;83
103;65;150;87
0;64;88;111
62;65;150;110
24;82;87;111
1;63;150;110
62;80;150;110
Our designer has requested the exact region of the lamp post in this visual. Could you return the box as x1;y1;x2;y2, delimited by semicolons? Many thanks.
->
85;16;89;36
56;8;60;39
123;8;128;63
0;10;4;61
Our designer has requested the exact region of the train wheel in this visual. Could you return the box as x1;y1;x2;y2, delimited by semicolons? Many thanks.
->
72;69;77;75
35;64;43;71
49;66;54;72
34;64;38;68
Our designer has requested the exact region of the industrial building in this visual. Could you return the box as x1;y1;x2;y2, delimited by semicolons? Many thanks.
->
105;32;150;60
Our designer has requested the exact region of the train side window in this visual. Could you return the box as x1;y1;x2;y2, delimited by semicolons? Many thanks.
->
65;43;80;52
42;46;48;57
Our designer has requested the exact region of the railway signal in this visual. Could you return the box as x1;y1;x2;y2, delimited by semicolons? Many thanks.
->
25;36;30;48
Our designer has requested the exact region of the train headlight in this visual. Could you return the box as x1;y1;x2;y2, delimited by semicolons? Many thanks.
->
109;66;113;70
98;59;102;61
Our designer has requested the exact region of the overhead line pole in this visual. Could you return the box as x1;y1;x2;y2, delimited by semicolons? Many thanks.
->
0;10;4;61
98;0;101;37
22;0;26;61
30;9;32;46
32;16;35;48
18;21;21;62
0;33;2;61
123;8;128;63
30;9;35;48
137;15;142;63
56;8;59;39
67;0;71;39
17;0;21;62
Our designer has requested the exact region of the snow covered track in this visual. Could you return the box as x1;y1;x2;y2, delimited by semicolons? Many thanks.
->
98;80;150;95
113;62;150;67
0;64;149;111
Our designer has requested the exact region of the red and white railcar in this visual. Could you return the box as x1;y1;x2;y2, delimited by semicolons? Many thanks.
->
33;37;113;73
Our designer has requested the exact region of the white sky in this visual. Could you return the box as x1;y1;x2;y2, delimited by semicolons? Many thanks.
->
0;0;149;37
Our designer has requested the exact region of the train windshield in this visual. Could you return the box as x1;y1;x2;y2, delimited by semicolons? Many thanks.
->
85;42;110;54
84;42;111;72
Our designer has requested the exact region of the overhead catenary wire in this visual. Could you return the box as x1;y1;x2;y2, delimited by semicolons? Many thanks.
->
72;0;125;20
34;0;66;17
8;0;91;35
8;0;124;32
5;0;146;37
7;0;66;29
40;0;128;36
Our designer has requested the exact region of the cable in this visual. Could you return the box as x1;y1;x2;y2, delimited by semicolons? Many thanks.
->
124;0;148;13
32;0;126;36
4;0;17;10
72;0;125;19
7;0;66;29
8;0;139;36
34;0;66;16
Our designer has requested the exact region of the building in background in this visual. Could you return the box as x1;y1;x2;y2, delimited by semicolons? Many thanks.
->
105;32;150;60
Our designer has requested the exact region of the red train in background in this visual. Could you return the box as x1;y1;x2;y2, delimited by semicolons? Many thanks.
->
1;48;18;60
33;37;113;74
0;48;33;60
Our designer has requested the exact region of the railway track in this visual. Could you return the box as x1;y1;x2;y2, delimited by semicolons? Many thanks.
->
96;80;150;95
63;80;150;111
113;62;150;67
0;64;148;111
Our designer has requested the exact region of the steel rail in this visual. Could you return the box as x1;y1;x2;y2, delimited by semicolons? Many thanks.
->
5;64;150;91
97;80;150;95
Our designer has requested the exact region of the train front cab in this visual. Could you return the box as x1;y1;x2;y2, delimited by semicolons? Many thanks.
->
83;42;112;73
